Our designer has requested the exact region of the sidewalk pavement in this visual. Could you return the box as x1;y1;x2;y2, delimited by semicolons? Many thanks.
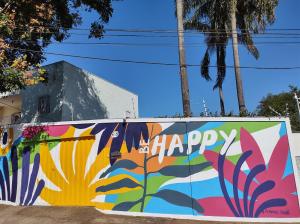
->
0;205;296;224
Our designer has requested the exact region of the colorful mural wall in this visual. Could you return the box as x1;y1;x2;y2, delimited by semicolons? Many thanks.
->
0;119;300;220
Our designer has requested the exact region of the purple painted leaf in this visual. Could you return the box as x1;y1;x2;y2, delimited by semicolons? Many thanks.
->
124;125;135;151
254;198;286;217
28;180;45;206
217;154;239;217
243;164;266;217
20;148;30;204
249;181;275;217
92;123;117;154
0;170;6;200
125;123;149;152
10;146;18;202
140;123;149;143
24;154;40;205
72;123;94;129
233;151;252;217
3;157;10;201
90;123;106;135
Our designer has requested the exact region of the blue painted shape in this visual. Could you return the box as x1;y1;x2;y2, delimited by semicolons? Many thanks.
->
279;122;287;137
206;140;225;151
183;122;225;144
283;150;294;179
197;122;225;132
145;197;193;215
108;168;144;182
106;194;118;203
12;137;23;147
160;182;191;196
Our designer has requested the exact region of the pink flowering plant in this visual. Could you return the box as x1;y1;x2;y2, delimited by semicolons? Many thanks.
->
199;128;300;218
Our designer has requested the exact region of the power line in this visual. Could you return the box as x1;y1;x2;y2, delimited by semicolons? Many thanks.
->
10;26;300;36
13;24;300;32
9;39;300;48
12;47;300;70
11;30;300;39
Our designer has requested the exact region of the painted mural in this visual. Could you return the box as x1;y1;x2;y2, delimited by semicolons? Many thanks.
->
0;119;299;219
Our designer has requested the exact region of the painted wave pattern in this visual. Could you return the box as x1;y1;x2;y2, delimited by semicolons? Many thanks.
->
0;121;299;218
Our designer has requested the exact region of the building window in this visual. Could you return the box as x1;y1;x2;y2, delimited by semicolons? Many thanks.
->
11;112;21;124
38;95;50;114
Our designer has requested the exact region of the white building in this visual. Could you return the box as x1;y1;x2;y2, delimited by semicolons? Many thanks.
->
0;61;138;124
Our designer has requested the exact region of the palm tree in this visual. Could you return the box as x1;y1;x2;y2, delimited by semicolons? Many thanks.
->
183;0;278;115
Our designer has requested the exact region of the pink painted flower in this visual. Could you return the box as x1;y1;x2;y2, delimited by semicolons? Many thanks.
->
46;125;70;137
199;128;300;218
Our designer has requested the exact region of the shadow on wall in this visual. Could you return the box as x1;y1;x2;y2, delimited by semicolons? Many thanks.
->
20;62;64;124
19;61;109;124
62;62;108;121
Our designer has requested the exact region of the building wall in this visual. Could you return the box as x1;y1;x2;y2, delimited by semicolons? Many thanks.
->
0;95;22;124
61;61;138;121
292;133;300;177
20;62;64;123
6;60;138;124
293;133;300;153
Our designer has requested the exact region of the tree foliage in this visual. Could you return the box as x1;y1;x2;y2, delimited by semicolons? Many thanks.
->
256;86;300;132
0;0;113;93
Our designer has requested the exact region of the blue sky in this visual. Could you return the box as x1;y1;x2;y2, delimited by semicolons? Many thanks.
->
44;0;300;117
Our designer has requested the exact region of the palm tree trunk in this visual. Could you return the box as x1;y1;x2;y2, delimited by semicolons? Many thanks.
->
219;87;225;116
176;0;191;117
230;0;247;114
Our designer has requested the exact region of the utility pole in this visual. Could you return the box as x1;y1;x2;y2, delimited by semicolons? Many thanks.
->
294;93;300;122
176;0;191;117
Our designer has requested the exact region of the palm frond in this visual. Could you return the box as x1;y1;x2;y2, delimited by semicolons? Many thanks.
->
213;45;226;90
238;31;259;59
201;48;212;81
